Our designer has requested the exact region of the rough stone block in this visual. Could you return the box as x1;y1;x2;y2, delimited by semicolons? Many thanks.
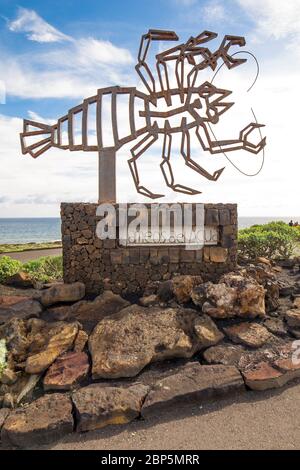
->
210;247;228;263
219;209;231;226
142;363;244;417
1;394;73;448
205;208;219;226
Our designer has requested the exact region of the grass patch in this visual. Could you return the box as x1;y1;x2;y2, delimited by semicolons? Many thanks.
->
0;255;63;284
23;256;63;283
0;241;62;254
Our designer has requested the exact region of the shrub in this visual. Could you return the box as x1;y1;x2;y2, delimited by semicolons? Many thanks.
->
238;221;298;261
23;256;63;282
0;256;22;283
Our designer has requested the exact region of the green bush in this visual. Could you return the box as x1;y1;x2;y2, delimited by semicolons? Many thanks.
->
0;255;62;284
23;256;63;282
0;256;22;283
238;221;298;261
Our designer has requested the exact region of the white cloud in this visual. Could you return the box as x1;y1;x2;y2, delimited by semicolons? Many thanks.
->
75;38;133;67
203;1;225;21
2;10;134;100
27;111;56;125
237;0;300;44
0;113;99;217
8;7;72;43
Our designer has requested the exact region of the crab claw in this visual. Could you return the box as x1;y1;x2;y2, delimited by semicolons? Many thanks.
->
240;123;266;154
171;184;201;195
212;167;225;181
137;186;165;199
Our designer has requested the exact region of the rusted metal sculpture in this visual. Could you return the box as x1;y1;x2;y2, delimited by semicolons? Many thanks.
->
20;29;266;202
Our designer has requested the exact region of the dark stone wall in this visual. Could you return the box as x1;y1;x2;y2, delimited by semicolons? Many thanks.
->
61;203;238;296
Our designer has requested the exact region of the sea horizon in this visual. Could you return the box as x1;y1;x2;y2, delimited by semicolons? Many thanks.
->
0;216;299;245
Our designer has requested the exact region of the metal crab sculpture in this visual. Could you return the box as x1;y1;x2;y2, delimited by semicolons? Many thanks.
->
20;29;266;201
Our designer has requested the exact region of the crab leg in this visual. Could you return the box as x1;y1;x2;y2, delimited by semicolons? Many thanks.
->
136;30;178;101
160;121;215;196
180;119;225;181
128;124;164;199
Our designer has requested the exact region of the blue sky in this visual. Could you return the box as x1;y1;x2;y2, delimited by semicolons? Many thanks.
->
0;0;299;217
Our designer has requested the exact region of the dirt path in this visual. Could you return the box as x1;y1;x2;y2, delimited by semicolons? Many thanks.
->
0;248;62;262
47;381;300;451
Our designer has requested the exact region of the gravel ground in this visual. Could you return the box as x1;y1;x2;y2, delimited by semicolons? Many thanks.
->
0;248;62;263
45;381;300;451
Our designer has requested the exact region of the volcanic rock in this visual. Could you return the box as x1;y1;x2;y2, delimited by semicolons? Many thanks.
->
0;296;29;307
192;272;265;319
45;290;130;333
0;299;42;325
1;393;73;448
285;309;300;329
0;408;10;431
264;318;288;337
172;275;203;304
242;358;300;391
202;344;246;366
73;330;88;352
141;363;244;418
158;275;203;304
25;322;79;374
224;322;271;348
139;295;158;307
5;272;33;288
72;383;149;432
242;362;285;391
43;351;89;391
89;305;207;379
193;314;224;348
40;282;85;307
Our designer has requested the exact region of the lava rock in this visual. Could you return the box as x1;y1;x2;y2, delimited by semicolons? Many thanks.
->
224;322;271;348
202;344;246;366
0;408;10;432
192;272;265;319
73;330;88;352
89;305;209;379
142;363;244;418
193;314;224;348
285;309;300;329
72;383;149;432
25;322;79;374
5;272;34;288
242;358;300;391
43;351;89;391
1;393;73;448
0;299;42;325
45;290;130;333
40;282;85;307
264;318;288;337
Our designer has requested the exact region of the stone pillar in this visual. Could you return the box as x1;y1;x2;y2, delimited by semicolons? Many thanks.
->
98;149;116;203
61;203;238;296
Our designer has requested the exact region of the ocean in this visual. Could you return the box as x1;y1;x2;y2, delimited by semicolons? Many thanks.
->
0;216;299;244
